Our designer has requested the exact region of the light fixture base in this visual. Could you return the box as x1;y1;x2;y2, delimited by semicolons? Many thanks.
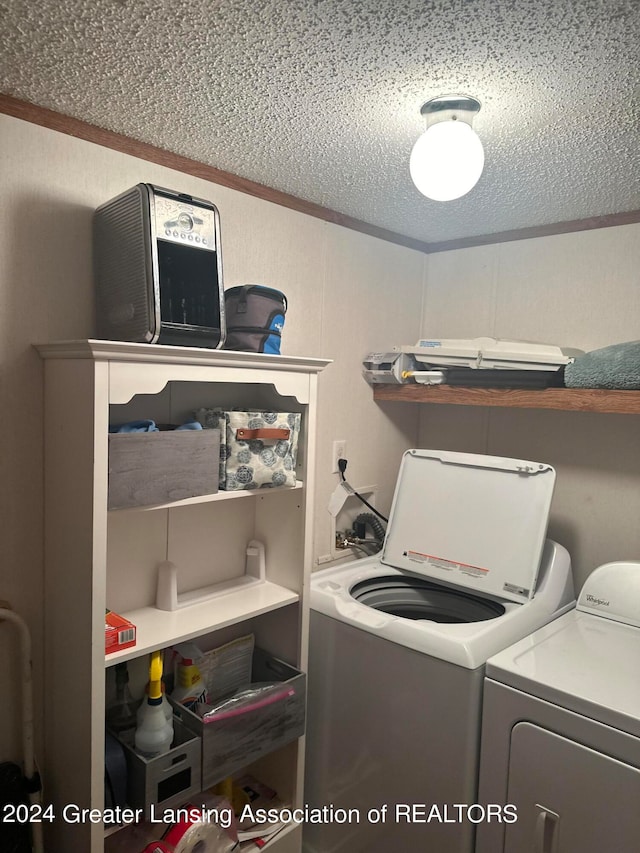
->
420;94;481;128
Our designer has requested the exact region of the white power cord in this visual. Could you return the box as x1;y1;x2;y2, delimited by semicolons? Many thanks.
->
0;602;44;853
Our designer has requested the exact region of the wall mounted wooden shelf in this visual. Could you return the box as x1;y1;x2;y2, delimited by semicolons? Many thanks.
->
373;384;640;415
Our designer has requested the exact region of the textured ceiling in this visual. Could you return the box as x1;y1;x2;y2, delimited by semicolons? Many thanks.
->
1;0;639;244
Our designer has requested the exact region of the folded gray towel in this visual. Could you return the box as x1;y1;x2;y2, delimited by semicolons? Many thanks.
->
564;340;640;390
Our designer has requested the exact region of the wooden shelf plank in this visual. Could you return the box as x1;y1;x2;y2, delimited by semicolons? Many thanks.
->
373;384;640;414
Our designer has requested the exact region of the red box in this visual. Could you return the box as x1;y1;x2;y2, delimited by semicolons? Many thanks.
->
105;609;136;654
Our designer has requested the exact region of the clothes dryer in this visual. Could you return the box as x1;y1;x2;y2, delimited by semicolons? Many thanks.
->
476;561;640;853
303;449;575;853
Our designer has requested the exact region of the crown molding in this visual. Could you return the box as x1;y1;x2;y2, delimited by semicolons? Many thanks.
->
2;93;638;255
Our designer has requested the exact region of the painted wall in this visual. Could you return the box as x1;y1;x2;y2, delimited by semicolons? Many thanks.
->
3;108;637;779
0;113;423;764
418;229;640;592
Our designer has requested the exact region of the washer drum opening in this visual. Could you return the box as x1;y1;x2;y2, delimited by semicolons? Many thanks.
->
350;576;506;624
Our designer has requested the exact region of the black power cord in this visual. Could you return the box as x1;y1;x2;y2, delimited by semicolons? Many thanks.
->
338;458;389;524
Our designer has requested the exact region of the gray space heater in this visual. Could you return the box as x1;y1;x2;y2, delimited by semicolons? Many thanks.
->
93;183;226;348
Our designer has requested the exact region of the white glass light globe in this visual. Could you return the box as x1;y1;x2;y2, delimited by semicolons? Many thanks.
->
409;120;484;201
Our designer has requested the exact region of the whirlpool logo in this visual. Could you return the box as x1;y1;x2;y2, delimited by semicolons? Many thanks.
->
586;594;610;607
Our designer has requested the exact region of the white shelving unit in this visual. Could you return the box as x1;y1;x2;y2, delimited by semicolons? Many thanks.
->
37;340;330;852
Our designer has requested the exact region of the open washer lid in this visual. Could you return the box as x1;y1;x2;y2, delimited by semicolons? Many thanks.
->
381;449;556;604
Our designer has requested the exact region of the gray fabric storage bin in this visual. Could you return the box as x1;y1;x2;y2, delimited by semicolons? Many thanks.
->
170;648;306;788
108;429;220;509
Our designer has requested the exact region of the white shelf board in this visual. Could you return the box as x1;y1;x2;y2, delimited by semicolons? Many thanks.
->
36;339;331;374
105;581;299;666
109;481;303;513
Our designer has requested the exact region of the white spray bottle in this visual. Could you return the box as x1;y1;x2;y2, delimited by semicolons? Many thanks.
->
134;649;174;758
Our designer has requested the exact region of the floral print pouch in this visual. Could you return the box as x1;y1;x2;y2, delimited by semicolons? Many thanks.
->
195;408;301;491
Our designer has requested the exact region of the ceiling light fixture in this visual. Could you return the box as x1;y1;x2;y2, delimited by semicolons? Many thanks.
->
409;94;484;202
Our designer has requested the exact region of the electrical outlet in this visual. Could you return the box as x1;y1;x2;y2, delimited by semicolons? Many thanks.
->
331;439;347;474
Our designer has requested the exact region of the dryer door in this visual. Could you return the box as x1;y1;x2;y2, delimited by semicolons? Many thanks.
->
504;722;640;852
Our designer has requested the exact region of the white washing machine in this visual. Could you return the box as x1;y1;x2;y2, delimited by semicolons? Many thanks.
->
303;449;575;853
476;561;640;853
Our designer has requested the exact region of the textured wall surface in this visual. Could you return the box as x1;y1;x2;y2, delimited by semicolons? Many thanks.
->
419;227;640;592
1;0;639;243
0;113;422;766
0;100;638;794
